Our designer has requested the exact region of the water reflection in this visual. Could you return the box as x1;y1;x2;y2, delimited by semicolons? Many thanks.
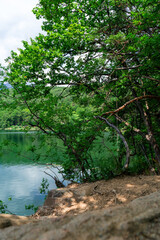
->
0;131;66;165
0;164;65;215
0;131;66;216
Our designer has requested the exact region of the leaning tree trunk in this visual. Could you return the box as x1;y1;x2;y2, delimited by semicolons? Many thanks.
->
96;116;130;169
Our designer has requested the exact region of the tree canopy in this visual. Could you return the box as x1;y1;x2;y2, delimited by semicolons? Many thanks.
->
0;0;160;181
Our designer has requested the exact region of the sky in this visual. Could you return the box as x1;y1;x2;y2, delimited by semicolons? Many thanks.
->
0;0;43;65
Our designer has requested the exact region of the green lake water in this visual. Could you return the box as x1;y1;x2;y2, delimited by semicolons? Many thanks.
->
0;131;66;216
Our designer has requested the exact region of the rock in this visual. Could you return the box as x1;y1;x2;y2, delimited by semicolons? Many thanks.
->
0;191;160;240
35;184;94;217
0;214;32;229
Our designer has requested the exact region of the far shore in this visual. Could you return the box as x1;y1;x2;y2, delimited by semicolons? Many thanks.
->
0;126;38;131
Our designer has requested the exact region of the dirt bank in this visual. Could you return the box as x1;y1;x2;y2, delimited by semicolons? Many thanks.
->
34;175;160;218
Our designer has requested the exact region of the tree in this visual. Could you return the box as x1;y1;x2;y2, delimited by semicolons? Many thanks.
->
0;0;160;180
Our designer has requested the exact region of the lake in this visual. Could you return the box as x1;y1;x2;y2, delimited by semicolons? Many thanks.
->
0;131;66;216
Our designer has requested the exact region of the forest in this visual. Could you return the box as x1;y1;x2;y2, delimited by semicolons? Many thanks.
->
0;0;160;182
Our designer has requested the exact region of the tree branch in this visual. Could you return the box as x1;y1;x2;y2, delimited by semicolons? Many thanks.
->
114;114;146;138
142;76;160;83
102;95;160;116
95;116;130;169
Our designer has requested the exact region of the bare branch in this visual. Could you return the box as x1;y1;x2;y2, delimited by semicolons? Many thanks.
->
102;95;160;116
142;76;160;83
44;171;55;180
95;116;130;169
114;114;146;138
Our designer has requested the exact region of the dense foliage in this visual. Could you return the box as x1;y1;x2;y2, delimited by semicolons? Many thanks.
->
0;0;160;181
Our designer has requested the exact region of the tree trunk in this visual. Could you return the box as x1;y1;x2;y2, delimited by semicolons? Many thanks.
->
131;89;160;164
96;116;130;169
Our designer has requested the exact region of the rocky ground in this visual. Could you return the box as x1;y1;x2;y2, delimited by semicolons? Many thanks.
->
0;175;160;240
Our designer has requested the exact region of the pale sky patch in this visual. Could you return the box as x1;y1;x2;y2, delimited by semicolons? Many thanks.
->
0;0;43;65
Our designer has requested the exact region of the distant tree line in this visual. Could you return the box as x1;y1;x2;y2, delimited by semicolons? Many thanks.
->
0;107;29;129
